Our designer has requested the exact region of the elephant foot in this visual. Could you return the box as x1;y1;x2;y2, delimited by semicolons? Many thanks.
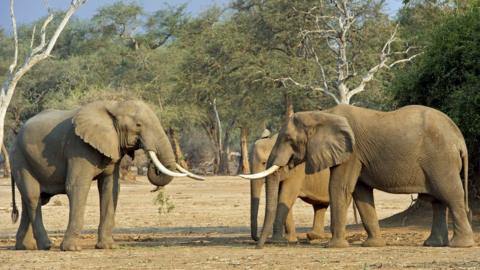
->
286;234;298;243
95;240;117;249
37;239;52;250
307;231;328;241
15;240;37;250
423;234;448;247
362;237;386;247
327;238;349;248
60;238;82;251
449;234;475;248
269;235;288;244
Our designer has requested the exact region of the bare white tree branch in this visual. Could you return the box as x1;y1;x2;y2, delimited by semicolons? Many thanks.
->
278;1;422;105
276;77;341;104
0;0;87;148
5;0;18;86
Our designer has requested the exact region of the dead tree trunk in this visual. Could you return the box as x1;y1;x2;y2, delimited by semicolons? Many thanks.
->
238;127;250;174
1;143;10;178
168;128;188;169
285;92;294;119
218;129;231;175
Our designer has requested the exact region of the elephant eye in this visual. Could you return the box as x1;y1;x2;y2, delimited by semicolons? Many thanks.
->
136;123;142;128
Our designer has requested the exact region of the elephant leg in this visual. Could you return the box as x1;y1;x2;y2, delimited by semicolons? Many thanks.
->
352;182;385;247
307;204;328;241
328;157;362;248
284;209;297;243
61;163;94;251
96;167;120;249
15;200;36;250
272;179;301;243
424;198;448;247
448;199;475;247
15;169;51;250
431;173;474;247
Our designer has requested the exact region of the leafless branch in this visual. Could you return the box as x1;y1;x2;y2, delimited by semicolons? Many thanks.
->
276;77;340;104
288;1;421;104
6;0;18;83
389;52;423;68
0;0;86;147
348;24;422;100
29;25;36;49
31;14;53;56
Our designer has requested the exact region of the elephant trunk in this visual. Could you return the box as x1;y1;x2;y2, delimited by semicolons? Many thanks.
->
250;179;264;241
257;174;280;248
145;127;177;187
147;161;174;186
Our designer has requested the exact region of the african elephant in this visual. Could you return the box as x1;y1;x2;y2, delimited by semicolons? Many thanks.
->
248;132;330;243
242;104;474;248
10;100;203;251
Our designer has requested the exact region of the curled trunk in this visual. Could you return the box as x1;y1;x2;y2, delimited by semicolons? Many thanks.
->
144;127;177;187
147;161;174;187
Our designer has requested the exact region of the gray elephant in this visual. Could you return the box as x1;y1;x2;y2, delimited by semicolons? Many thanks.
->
10;100;203;251
248;132;330;243
242;104;474;248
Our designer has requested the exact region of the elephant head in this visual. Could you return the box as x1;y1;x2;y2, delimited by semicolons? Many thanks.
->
240;111;354;248
73;100;204;186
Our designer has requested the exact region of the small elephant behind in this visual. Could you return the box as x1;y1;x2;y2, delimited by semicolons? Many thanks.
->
247;131;330;243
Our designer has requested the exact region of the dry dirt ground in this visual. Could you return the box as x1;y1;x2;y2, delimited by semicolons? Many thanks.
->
1;176;480;269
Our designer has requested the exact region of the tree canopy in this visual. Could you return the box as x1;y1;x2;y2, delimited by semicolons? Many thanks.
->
2;0;477;177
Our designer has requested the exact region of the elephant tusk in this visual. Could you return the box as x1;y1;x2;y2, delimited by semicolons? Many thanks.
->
148;151;187;178
176;163;206;181
238;165;280;180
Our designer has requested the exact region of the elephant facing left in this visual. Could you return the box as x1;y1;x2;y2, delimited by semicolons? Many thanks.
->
10;100;202;251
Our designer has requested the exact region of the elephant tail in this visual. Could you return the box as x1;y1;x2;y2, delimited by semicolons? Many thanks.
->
11;172;19;223
461;148;471;223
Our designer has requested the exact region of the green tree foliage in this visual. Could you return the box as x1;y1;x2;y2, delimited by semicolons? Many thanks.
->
3;0;440;175
391;5;480;195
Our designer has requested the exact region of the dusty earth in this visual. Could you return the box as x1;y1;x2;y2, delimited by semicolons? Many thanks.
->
0;176;480;269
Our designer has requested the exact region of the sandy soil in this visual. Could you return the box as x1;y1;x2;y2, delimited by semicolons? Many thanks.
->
0;176;479;269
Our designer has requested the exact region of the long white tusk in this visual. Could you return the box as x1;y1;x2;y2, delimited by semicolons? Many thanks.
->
148;151;187;178
176;164;206;181
238;165;280;180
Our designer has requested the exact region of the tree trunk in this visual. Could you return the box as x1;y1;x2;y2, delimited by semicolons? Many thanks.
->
218;129;231;175
285;92;294;120
1;143;10;178
380;197;431;226
167;128;188;169
200;122;220;174
238;127;250;174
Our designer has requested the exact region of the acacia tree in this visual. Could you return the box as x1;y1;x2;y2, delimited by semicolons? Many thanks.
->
0;0;87;150
277;0;421;104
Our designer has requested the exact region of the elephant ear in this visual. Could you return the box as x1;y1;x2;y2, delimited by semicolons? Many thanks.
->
294;112;355;174
72;102;121;161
